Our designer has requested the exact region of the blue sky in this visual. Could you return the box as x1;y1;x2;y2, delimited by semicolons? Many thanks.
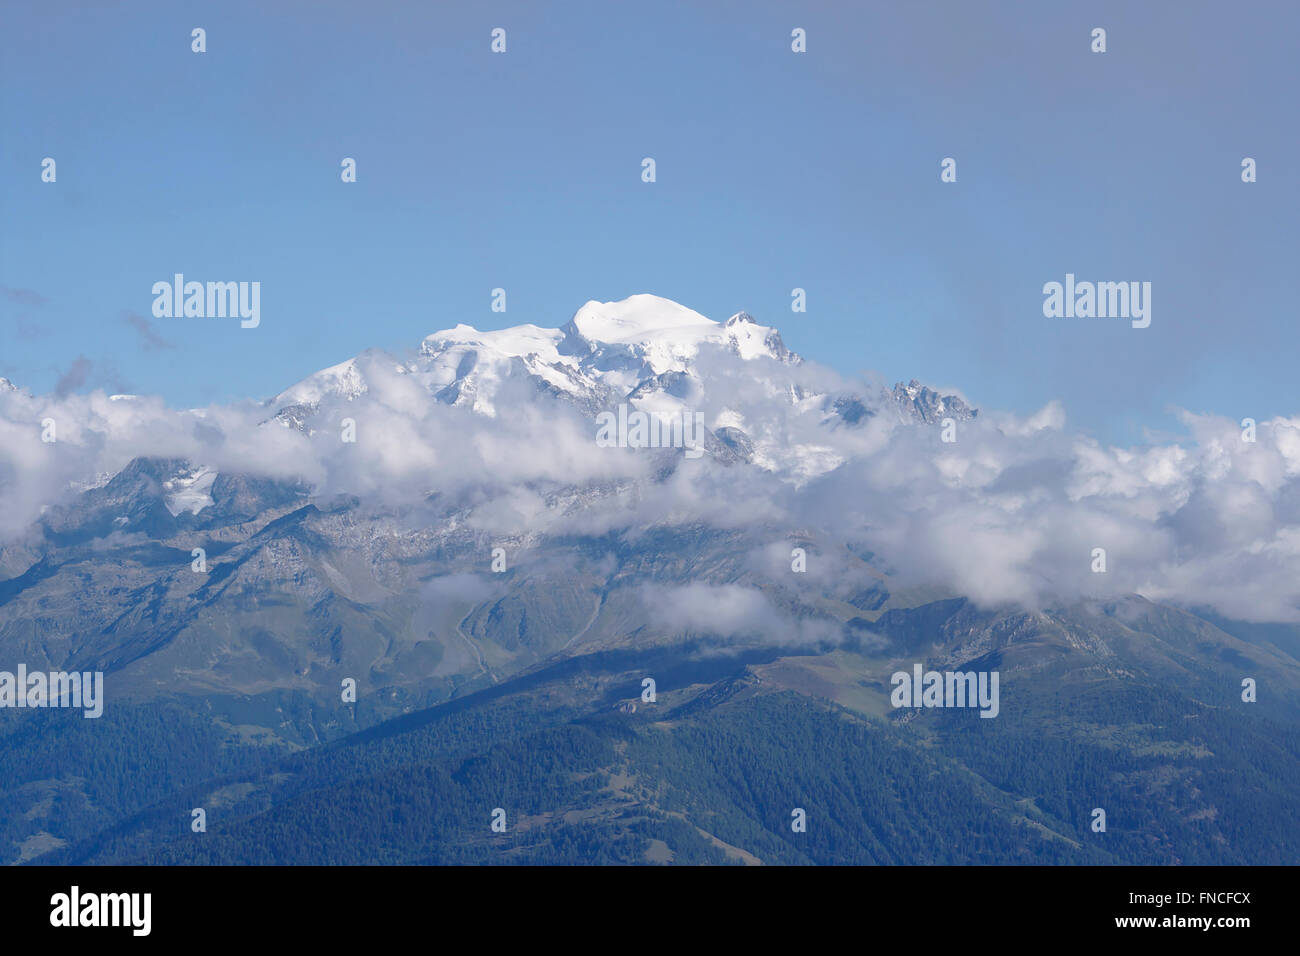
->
2;0;1296;443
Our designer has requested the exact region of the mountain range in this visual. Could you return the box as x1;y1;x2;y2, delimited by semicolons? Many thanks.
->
0;295;1296;865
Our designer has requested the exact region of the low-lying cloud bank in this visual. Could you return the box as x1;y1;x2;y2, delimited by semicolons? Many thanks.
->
2;353;1299;624
800;406;1300;622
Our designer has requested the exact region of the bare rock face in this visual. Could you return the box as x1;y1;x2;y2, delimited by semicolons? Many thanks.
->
891;379;978;425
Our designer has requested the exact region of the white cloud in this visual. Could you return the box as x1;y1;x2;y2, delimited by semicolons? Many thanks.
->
4;351;1300;624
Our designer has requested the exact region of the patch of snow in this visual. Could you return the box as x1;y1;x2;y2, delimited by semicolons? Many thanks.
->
163;466;218;516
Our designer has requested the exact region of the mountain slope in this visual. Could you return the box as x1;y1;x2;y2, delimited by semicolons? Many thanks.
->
3;294;1297;865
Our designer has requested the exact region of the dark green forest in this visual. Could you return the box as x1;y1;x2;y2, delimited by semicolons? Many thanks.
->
16;658;1297;865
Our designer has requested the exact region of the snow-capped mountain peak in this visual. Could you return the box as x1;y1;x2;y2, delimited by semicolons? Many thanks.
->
271;295;799;419
272;355;371;408
420;323;565;361
264;295;971;460
565;294;714;345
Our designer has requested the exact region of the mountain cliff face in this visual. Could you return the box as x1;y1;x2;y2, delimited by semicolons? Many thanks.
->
2;295;1298;865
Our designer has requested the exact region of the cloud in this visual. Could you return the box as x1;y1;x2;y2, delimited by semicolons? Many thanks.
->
121;311;176;352
3;343;1300;625
0;286;47;307
797;409;1300;622
13;318;50;341
54;356;94;396
640;583;843;644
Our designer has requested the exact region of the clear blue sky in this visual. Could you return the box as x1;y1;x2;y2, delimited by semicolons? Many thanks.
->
3;0;1296;443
